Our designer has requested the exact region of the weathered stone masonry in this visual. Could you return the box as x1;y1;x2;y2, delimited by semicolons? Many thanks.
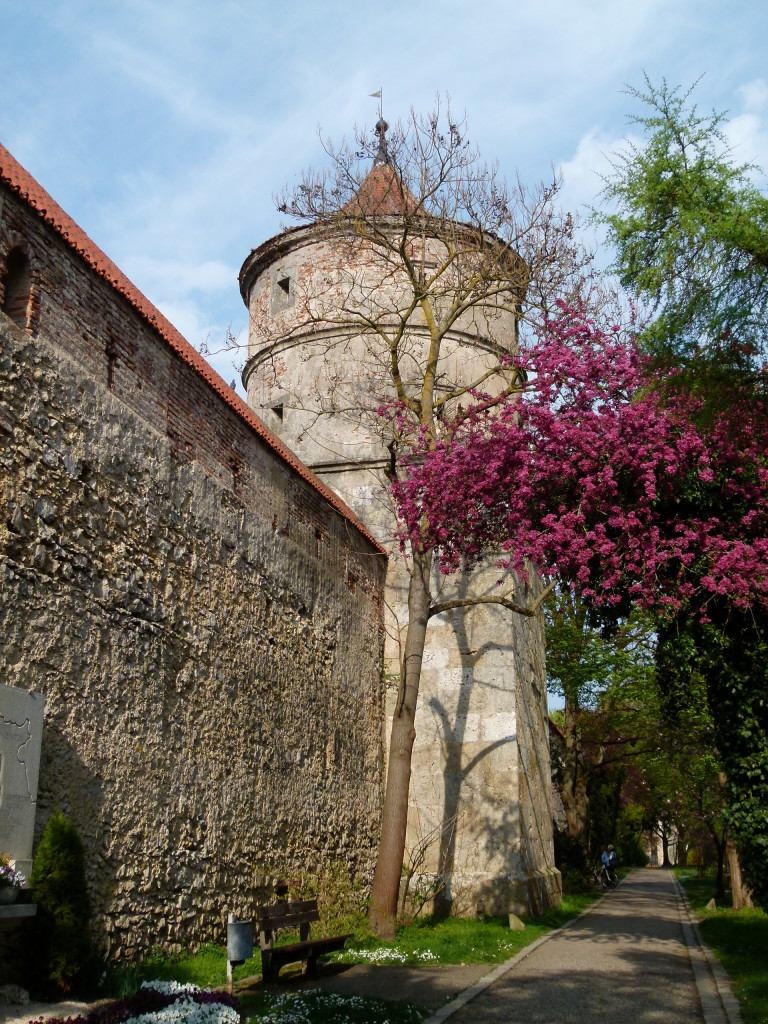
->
0;145;387;959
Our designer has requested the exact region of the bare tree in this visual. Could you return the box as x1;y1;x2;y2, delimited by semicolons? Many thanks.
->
240;100;591;937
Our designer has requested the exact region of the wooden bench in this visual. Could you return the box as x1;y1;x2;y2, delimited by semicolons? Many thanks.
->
254;898;350;983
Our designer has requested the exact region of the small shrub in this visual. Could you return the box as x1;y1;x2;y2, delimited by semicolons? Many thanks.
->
29;813;93;993
615;804;650;867
553;829;592;892
283;860;369;937
97;962;142;999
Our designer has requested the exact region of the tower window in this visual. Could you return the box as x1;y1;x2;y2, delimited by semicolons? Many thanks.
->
267;396;286;423
271;271;296;313
2;248;32;330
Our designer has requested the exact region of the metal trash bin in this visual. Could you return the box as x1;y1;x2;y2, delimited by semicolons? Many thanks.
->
226;915;253;991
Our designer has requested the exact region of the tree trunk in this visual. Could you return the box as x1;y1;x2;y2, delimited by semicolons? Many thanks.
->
560;698;589;842
726;839;754;909
368;550;432;938
661;824;671;868
713;834;727;900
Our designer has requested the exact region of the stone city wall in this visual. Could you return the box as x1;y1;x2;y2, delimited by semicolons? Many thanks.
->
0;177;386;960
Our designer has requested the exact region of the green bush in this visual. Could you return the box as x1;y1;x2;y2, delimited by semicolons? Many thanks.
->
29;814;93;993
97;962;142;999
615;804;650;867
553;829;592;892
281;860;369;937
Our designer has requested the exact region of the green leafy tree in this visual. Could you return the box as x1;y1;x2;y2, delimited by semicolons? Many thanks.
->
547;587;730;886
646;646;730;889
29;814;92;993
613;803;648;868
658;608;768;905
599;75;768;386
599;77;768;906
546;589;656;847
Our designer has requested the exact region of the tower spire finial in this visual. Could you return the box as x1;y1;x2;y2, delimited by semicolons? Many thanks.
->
369;89;389;166
373;115;389;167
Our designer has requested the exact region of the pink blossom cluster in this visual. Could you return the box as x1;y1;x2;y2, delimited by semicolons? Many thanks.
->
391;303;768;615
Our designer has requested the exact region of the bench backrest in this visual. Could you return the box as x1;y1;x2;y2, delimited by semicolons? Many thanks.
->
254;899;320;948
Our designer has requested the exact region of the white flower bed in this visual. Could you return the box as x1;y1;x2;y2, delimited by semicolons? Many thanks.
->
257;988;426;1023
140;982;205;996
259;989;367;1023
333;946;438;964
131;981;240;1024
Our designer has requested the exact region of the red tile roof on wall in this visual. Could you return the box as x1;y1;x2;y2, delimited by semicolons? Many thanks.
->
0;141;386;557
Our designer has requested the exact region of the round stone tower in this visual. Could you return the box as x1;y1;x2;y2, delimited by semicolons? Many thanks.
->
239;131;560;916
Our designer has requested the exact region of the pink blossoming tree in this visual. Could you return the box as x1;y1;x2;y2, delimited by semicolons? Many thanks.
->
393;302;768;619
392;300;768;901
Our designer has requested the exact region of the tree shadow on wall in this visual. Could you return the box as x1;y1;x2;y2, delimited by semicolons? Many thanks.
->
428;693;516;918
423;568;521;919
513;609;558;913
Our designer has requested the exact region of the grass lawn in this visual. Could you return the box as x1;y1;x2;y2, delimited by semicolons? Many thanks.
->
676;868;768;1024
324;892;597;967
102;892;598;1023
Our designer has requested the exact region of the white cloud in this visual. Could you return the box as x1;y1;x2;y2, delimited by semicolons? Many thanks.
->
726;79;768;181
123;257;235;297
737;78;768;113
558;129;624;216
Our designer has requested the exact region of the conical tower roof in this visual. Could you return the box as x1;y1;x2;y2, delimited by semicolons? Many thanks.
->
342;118;417;218
342;162;418;217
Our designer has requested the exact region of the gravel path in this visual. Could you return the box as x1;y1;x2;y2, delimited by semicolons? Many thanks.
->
0;998;92;1024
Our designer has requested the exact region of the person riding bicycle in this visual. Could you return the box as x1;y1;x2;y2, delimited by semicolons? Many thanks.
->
601;844;618;885
608;845;618;870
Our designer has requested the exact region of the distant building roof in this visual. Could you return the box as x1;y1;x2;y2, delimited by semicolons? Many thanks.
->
0;141;385;556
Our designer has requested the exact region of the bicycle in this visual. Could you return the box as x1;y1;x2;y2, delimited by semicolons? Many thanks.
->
594;862;619;889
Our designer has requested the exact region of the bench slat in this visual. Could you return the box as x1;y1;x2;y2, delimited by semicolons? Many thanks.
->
267;935;350;958
255;899;321;932
258;908;320;930
254;899;318;919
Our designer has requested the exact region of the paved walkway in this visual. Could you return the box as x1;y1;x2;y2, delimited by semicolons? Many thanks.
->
425;869;740;1024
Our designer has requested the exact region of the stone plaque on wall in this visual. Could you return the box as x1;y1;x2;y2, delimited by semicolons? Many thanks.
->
0;684;44;875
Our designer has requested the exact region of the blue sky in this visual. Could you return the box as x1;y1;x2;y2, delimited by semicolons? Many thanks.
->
1;0;766;393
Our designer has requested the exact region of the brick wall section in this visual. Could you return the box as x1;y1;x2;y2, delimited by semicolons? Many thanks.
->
0;142;382;558
0;158;387;959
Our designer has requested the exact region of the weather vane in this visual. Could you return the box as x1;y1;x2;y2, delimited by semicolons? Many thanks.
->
369;89;389;166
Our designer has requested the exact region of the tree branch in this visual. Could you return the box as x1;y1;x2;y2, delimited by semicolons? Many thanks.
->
429;578;556;619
